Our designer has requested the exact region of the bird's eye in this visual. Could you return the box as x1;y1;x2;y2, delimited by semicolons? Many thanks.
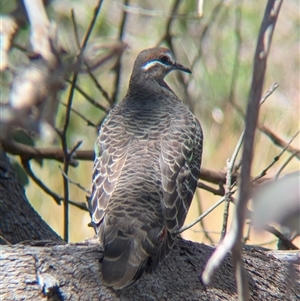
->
159;55;171;65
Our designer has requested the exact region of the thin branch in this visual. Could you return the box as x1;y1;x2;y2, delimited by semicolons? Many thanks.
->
59;166;91;195
263;224;298;250
111;0;129;105
21;159;89;212
220;130;244;241
64;79;110;113
228;0;243;115
258;125;300;159
259;82;279;106
202;3;283;301
275;151;299;179
60;102;97;127
68;200;89;212
71;9;81;49
71;8;112;105
195;190;215;245
252;129;300;183
197;181;225;196
58;0;104;242
199;167;237;185
178;195;227;234
68;141;83;162
21;159;62;205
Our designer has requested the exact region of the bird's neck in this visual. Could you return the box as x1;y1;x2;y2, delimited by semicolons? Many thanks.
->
128;74;174;95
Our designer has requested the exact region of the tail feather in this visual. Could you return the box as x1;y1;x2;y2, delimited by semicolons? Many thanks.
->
101;237;146;289
100;228;159;289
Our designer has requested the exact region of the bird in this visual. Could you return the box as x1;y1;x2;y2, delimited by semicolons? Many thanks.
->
91;47;203;289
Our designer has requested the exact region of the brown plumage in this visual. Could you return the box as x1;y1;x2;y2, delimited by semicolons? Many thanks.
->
91;47;203;289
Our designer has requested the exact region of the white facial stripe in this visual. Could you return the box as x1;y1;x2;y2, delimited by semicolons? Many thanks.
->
142;60;166;71
142;52;175;71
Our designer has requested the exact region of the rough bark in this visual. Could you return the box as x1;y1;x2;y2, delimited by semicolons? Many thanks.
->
1;238;299;301
0;150;299;301
0;149;63;244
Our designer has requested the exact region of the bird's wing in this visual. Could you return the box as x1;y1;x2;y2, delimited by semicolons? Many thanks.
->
91;113;131;229
151;112;202;269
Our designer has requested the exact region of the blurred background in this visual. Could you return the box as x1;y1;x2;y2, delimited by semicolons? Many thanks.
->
1;0;299;248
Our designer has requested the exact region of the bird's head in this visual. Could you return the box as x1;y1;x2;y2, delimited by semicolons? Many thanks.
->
129;47;191;88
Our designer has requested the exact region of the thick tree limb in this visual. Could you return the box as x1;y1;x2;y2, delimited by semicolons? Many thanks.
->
0;150;62;244
1;238;299;301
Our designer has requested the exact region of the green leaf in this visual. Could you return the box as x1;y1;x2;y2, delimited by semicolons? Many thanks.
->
11;161;29;187
12;129;35;146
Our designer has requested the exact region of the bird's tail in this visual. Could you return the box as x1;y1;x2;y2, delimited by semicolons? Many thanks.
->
100;226;160;289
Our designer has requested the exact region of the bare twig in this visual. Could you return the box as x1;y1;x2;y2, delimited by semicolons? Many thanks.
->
22;159;62;205
228;1;243;116
195;190;215;245
21;159;89;212
263;225;298;250
199;167;237;185
59;166;91;195
71;8;113;105
86;70;112;105
178;195;227;234
64;79;110;113
197;181;225;196
71;9;81;49
202;3;283;301
275;151;299;179
252;129;300;183
111;0;129;106
259;82;278;106
60;102;97;127
258;125;300;159
220;131;244;241
58;0;104;242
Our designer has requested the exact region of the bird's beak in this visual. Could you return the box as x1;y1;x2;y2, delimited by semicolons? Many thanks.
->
174;62;192;74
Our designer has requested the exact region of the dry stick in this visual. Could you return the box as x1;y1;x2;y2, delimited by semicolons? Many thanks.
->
71;9;112;106
202;2;283;301
262;225;298;250
197;181;225;196
111;0;129;106
243;222;252;244
71;9;81;49
22;160;89;212
220;82;277;241
60;102;98;127
59;166;91;195
258;125;300;159
220;131;244;241
178;196;227;234
252;129;300;183
195;189;215;245
275;150;299;179
228;0;243;117
230;80;300;160
65;80;110;112
58;0;104;242
22;159;62;205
